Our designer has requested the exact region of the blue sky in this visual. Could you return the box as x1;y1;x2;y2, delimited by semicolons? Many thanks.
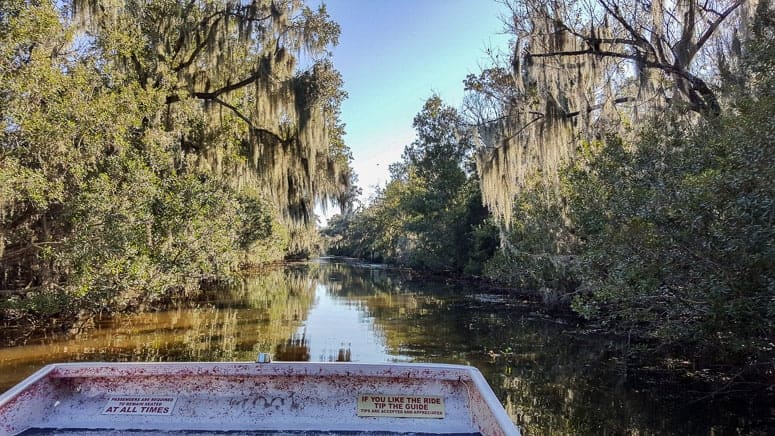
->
314;0;511;211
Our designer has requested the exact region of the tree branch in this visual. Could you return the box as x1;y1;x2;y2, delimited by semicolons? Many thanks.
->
689;0;743;61
171;5;274;74
599;0;660;63
476;95;637;156
208;97;286;144
555;18;650;53
527;47;719;115
173;14;223;73
565;96;637;118
165;64;266;105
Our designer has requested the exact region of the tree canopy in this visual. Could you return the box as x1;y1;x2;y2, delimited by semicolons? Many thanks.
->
468;0;756;223
329;0;773;385
0;0;352;321
470;0;773;376
324;96;497;274
71;0;352;221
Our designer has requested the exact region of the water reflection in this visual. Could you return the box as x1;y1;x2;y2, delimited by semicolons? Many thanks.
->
299;284;398;363
0;267;317;390
274;333;310;361
0;259;769;435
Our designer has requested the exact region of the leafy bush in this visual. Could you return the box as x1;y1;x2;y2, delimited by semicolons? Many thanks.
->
567;101;774;363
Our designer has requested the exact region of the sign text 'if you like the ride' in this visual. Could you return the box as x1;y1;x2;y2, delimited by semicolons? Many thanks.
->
357;394;445;419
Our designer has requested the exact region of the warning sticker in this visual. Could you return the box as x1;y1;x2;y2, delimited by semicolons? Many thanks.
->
357;394;445;419
102;396;176;415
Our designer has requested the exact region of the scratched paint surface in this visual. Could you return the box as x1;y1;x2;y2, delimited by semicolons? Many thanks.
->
0;363;514;434
18;431;482;435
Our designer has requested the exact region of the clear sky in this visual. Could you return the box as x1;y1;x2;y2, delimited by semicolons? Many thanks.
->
314;0;511;213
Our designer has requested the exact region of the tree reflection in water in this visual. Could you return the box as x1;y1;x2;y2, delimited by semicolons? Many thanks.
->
275;332;310;361
305;260;770;435
0;259;769;434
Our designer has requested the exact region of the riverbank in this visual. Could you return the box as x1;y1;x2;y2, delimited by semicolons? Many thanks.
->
0;260;305;348
2;256;772;417
325;256;775;409
0;259;771;434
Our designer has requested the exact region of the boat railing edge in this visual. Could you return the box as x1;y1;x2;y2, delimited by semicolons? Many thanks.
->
40;361;485;382
466;365;521;436
0;364;55;406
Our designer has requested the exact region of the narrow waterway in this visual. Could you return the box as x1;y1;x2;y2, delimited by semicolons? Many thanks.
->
0;259;769;435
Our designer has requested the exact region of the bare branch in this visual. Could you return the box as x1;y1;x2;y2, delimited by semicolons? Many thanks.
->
689;0;744;60
525;46;719;115
565;96;637;118
166;64;267;105
599;0;660;62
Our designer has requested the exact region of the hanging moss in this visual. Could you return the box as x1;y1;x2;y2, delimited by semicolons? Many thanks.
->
72;0;351;224
473;0;758;225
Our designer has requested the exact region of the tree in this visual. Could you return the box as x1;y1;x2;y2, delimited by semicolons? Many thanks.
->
324;96;497;273
567;87;773;369
0;0;351;323
468;0;755;223
484;0;774;375
71;0;352;221
509;0;750;116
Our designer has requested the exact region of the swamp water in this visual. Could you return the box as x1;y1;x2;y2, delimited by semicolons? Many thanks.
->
0;259;769;435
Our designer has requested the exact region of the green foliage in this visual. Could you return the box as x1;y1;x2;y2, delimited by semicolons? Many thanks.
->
236;188;275;250
564;20;775;359
567;95;774;363
482;174;582;296
0;1;349;325
483;3;774;368
323;96;497;273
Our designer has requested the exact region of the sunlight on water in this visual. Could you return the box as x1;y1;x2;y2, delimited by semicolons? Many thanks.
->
296;284;406;363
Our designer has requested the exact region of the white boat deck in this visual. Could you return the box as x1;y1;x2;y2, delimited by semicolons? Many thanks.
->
0;362;519;436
